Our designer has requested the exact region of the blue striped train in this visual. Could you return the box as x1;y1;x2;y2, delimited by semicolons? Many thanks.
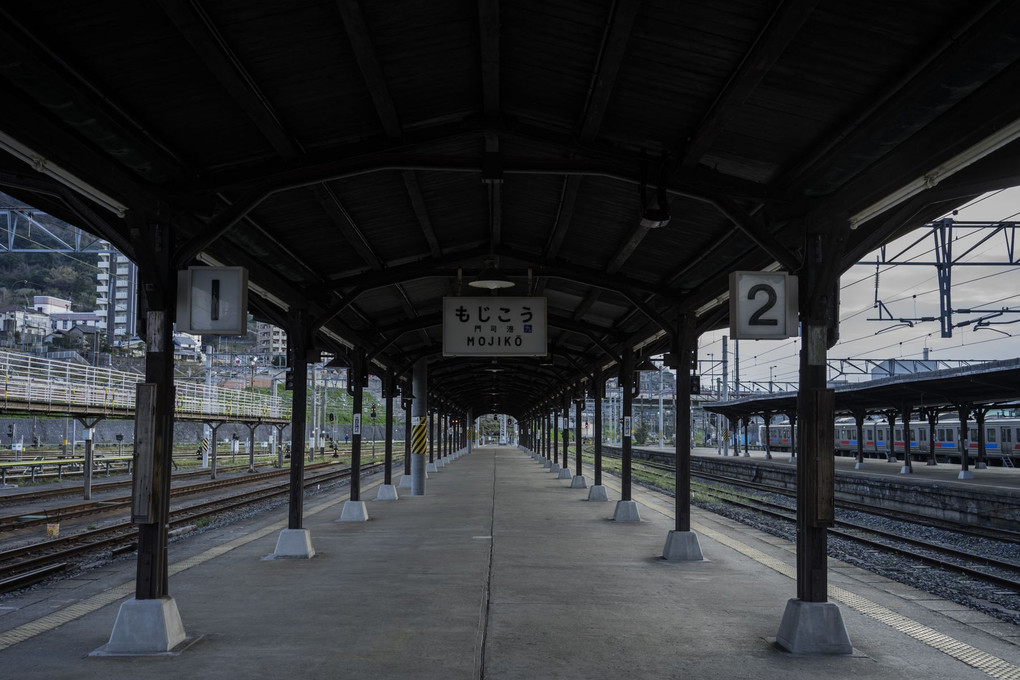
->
758;414;1019;467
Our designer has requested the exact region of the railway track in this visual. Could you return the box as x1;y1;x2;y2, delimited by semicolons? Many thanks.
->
594;453;1020;593
0;461;341;531
0;461;385;593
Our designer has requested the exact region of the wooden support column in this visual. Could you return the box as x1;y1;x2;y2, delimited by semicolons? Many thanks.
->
884;409;899;463
574;396;583;476
974;407;989;469
776;223;851;656
384;370;395;485
620;350;634;501
403;392;412;476
134;219;177;601
675;312;696;532
552;407;559;466
851;408;866;469
285;307;313;530
593;366;603;485
900;404;914;474
957;404;973;479
923;408;939;465
562;394;570;468
348;349;365;501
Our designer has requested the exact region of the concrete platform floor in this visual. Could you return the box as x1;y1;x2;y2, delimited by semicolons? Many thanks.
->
0;446;1017;679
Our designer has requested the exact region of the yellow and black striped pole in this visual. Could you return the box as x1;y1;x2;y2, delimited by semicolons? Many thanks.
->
410;358;428;496
411;416;428;456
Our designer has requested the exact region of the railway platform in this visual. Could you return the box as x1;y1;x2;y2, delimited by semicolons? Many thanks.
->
0;445;1018;679
685;444;1020;489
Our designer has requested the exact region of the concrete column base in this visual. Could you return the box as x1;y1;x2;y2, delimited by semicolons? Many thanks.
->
662;530;704;561
975;461;988;469
899;465;913;474
570;475;587;489
587;485;609;502
99;597;186;655
612;500;641;522
788;455;796;463
776;599;853;655
271;528;316;559
426;462;438;473
338;500;369;522
853;461;865;470
549;464;561;473
375;484;399;501
886;455;898;463
958;469;975;480
542;459;552;467
435;458;445;468
557;467;572;479
926;458;938;465
397;474;412;489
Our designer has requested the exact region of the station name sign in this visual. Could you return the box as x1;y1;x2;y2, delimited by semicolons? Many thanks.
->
443;296;547;357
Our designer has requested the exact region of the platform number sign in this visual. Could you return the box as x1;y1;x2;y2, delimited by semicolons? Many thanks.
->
728;271;798;340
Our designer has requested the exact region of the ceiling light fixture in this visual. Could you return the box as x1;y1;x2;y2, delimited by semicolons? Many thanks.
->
640;183;671;229
849;117;1020;230
635;357;659;372
0;130;129;217
468;256;514;290
639;154;671;229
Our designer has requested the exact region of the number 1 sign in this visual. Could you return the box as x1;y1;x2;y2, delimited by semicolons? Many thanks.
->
728;271;799;340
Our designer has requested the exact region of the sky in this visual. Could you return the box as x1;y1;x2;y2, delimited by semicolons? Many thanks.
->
697;186;1020;392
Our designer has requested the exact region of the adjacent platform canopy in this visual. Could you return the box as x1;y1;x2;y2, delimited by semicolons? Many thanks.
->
705;358;1020;420
1;2;1019;412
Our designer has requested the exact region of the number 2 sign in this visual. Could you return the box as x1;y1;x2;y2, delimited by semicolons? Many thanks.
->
728;271;799;340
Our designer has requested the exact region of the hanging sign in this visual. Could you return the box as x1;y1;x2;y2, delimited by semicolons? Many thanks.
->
176;266;248;335
443;297;547;356
728;271;798;340
353;413;361;435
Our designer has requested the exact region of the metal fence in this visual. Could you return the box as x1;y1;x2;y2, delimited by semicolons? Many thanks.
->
0;350;289;421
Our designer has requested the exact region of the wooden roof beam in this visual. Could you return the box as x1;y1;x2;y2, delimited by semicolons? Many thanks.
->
677;0;819;170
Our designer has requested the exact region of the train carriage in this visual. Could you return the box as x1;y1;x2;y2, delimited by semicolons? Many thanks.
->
759;415;1019;467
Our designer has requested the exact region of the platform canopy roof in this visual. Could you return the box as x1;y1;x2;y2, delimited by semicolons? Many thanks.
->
1;1;1020;417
